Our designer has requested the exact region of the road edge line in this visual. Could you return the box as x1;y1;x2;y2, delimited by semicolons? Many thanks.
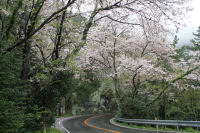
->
56;115;83;133
110;118;186;133
59;119;70;133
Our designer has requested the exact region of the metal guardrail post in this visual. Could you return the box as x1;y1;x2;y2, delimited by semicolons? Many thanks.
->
176;125;179;131
156;124;159;133
176;120;179;131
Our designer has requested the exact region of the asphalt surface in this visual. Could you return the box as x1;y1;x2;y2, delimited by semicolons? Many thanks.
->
62;114;168;133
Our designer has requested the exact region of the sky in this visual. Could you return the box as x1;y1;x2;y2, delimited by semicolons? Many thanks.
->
177;0;200;46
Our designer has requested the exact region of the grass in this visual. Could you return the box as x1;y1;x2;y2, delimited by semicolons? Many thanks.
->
46;128;62;133
36;128;62;133
56;113;71;118
114;119;200;133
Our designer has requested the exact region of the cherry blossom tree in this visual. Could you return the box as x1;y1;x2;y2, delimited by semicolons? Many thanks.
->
77;18;174;103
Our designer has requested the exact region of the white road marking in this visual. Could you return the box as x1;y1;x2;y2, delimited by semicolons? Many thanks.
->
56;115;86;133
58;119;70;133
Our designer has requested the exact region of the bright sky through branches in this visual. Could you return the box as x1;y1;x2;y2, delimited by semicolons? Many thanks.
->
177;0;200;46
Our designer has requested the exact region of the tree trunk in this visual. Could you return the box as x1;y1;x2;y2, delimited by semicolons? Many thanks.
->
20;40;31;80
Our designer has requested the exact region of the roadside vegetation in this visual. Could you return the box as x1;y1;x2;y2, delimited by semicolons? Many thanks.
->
0;0;199;133
36;128;62;133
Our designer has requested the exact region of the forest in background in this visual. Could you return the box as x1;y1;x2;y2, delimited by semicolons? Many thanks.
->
0;0;199;132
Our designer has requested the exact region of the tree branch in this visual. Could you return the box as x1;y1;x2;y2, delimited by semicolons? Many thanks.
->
6;0;76;52
107;16;143;27
147;66;200;106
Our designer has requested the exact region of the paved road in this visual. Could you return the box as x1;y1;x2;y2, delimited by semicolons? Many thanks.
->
62;114;171;133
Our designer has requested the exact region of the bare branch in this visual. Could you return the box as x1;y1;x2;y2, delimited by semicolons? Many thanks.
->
93;14;110;23
107;16;143;27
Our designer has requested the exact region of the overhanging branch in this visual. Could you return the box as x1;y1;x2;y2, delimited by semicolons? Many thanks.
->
5;0;76;52
147;65;200;106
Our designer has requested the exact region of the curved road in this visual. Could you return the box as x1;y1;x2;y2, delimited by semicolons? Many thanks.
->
61;114;174;133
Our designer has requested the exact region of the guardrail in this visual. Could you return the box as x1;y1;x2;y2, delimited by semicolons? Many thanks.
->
115;117;200;133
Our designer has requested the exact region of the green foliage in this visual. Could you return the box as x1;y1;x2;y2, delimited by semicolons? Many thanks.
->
172;45;192;62
0;98;24;133
0;50;25;132
27;70;77;130
0;46;80;132
166;105;186;120
191;26;200;47
36;128;62;133
45;128;62;133
157;56;174;72
70;70;100;114
22;105;44;132
171;35;179;48
5;0;22;39
0;0;98;132
90;77;117;112
117;94;151;119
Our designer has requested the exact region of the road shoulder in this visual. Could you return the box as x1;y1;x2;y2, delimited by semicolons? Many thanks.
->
55;115;83;133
